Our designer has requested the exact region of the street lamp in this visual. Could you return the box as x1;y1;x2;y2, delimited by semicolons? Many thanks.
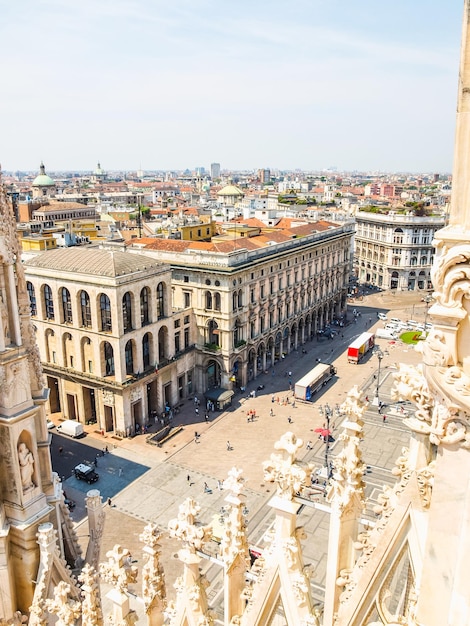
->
373;347;384;405
324;402;333;479
423;294;433;334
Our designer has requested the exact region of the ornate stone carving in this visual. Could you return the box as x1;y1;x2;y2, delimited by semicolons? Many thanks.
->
78;564;103;625
168;498;211;557
416;461;436;509
102;389;115;405
0;362;30;408
431;242;470;309
392;364;434;427
263;432;309;499
130;387;142;403
139;523;167;614
44;581;82;625
99;545;138;595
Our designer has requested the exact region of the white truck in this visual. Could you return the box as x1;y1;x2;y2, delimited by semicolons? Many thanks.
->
57;420;85;438
294;363;336;401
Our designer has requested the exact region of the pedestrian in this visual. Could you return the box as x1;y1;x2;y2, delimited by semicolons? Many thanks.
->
365;396;369;402
292;400;296;408
187;474;191;483
59;446;63;455
95;455;99;467
270;408;274;417
205;413;209;422
107;497;112;507
119;467;123;477
306;440;312;450
271;394;275;403
226;440;232;450
204;482;212;493
217;479;223;490
383;415;387;423
287;416;292;424
195;407;199;416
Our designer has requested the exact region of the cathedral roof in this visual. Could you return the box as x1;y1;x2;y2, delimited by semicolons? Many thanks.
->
24;246;162;278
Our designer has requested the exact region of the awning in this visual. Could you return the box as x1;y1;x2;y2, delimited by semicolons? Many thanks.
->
204;388;234;402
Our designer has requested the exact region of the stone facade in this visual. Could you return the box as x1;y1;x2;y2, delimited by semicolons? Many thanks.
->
354;211;445;290
24;246;195;435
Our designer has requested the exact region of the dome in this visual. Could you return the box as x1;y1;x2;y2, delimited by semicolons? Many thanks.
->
217;184;244;197
32;162;55;187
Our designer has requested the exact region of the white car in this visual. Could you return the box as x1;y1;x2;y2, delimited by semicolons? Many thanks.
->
407;320;419;328
389;317;402;325
377;313;388;321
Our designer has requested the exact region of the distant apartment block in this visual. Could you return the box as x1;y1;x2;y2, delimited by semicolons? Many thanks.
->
210;163;221;179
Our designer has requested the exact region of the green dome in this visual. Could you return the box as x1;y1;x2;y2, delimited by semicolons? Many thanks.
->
32;162;55;187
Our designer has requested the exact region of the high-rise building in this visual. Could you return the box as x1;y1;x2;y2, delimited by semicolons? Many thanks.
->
210;162;220;179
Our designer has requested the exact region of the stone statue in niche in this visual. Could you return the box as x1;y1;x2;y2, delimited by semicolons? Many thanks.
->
18;441;35;492
0;292;9;345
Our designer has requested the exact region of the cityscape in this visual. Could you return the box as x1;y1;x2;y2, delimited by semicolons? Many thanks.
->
1;2;469;625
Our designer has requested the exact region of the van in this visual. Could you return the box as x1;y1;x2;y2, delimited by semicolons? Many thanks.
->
376;328;397;340
57;420;85;438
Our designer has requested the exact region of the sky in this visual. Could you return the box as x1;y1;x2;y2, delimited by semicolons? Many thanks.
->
0;0;463;173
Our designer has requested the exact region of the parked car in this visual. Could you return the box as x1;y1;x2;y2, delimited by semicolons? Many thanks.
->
389;317;402;325
377;313;388;321
73;463;99;484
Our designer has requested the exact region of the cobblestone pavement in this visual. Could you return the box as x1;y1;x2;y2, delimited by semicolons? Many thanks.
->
73;290;426;614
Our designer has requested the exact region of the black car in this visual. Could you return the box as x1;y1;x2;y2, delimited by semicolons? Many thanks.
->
73;463;99;484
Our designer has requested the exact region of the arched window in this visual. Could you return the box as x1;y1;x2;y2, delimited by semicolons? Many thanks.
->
27;281;37;316
238;289;243;308
140;287;150;326
61;287;72;324
80;291;92;328
205;291;212;309
156;283;165;319
158;326;167;360
125;340;134;375
208;320;219;346
232;292;237;311
100;293;112;332
44;284;54;320
214;292;221;311
104;342;115;376
122;292;133;332
142;333;151;369
234;319;241;346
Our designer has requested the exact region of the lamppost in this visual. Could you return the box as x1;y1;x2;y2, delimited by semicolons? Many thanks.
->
423;294;433;334
373;347;384;405
324;402;333;479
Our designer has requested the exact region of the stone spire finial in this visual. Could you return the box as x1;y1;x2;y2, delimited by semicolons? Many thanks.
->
99;545;138;595
168;497;211;559
220;467;249;565
44;581;81;626
78;564;103;626
139;523;167;622
263;432;309;499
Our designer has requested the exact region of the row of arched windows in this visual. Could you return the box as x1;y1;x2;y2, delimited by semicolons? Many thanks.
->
44;329;168;378
26;282;167;332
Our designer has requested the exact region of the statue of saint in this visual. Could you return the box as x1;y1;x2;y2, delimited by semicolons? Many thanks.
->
18;442;35;492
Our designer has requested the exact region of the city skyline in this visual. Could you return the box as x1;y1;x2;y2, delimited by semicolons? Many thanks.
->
1;0;461;173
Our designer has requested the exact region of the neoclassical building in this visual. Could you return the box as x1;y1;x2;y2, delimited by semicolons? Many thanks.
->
24;246;195;435
130;219;354;391
354;210;446;290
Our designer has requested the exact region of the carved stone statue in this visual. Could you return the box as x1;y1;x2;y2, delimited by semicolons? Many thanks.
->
18;441;35;492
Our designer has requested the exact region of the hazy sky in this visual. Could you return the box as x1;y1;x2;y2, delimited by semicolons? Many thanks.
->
1;0;462;173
